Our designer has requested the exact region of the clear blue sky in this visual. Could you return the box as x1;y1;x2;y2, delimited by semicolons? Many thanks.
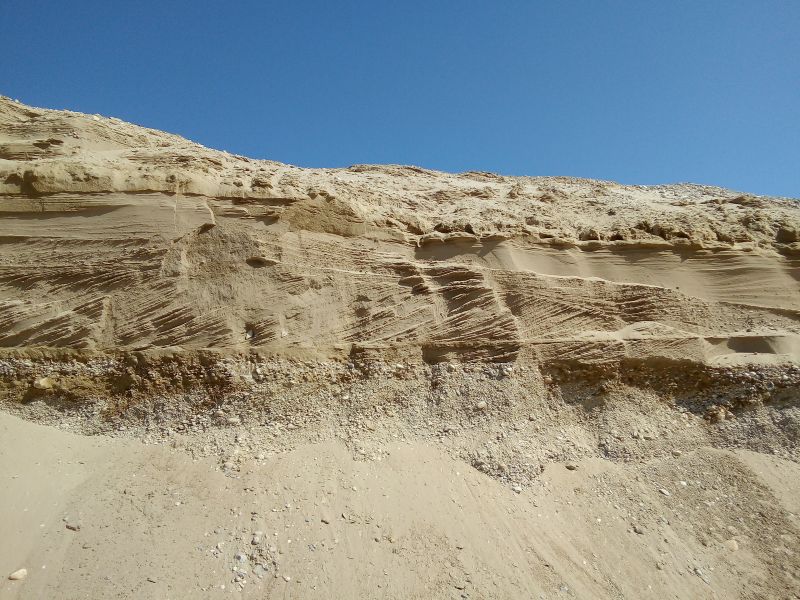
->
3;1;799;197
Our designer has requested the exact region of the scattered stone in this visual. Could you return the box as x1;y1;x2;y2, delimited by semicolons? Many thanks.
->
283;575;291;582
512;485;523;494
33;377;54;390
565;464;578;471
253;564;267;579
475;400;487;411
658;488;671;497
65;518;81;531
321;517;330;525
8;568;27;581
633;525;646;535
724;539;739;552
671;450;683;458
146;577;157;584
693;566;711;584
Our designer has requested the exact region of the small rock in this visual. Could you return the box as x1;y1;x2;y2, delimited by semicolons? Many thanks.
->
658;488;671;497
33;377;54;390
8;568;27;581
253;564;267;578
693;566;710;584
512;485;523;494
475;400;487;411
633;525;646;535
724;539;739;552
565;464;578;471
65;520;81;531
671;450;683;458
283;575;291;582
321;517;330;525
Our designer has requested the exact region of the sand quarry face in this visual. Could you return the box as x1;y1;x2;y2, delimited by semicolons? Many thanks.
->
0;96;799;599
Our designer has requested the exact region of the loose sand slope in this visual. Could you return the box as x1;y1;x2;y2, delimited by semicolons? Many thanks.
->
1;97;799;599
2;411;800;600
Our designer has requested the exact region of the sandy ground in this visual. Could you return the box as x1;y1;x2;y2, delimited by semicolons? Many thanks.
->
3;411;799;600
1;97;799;599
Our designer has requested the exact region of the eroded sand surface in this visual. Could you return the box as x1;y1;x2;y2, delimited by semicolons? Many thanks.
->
1;97;799;599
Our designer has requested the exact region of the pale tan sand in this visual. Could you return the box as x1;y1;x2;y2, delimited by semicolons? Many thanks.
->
1;97;799;599
3;411;800;599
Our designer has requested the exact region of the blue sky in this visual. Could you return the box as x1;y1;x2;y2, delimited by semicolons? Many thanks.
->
3;1;799;197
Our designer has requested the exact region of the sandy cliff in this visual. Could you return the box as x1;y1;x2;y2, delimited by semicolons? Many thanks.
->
1;95;799;361
1;97;799;599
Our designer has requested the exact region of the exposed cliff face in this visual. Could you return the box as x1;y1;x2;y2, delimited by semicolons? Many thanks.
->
1;97;799;600
1;95;798;363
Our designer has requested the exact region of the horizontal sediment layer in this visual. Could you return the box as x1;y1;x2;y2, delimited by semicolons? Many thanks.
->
2;351;798;470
